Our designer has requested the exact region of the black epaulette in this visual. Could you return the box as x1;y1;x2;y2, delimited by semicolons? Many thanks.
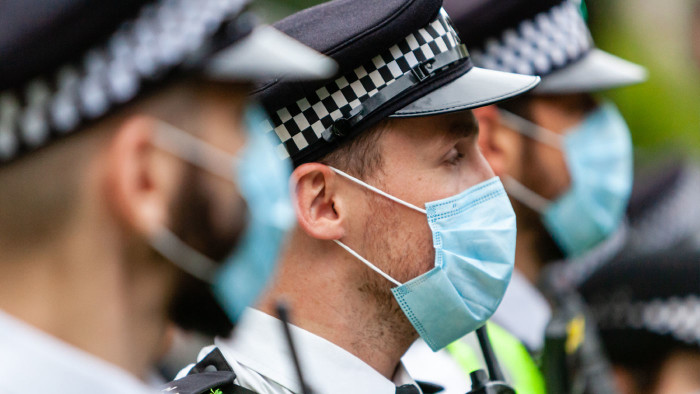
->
161;348;257;394
417;380;445;394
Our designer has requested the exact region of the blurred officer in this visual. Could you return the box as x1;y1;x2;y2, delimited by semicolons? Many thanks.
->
455;0;646;344
544;159;700;290
550;159;700;394
0;0;335;392
173;0;541;392
580;247;700;394
403;0;646;392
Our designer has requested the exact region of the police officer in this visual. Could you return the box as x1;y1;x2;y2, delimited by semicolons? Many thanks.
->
174;0;540;392
0;0;335;392
403;0;647;393
457;0;646;347
579;247;700;394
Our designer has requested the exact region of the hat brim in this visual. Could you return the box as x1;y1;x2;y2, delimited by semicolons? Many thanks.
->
204;25;337;81
535;49;647;94
391;67;540;117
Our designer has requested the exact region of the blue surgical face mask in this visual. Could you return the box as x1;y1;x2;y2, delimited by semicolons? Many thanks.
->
331;169;516;351
500;102;633;257
212;106;296;321
149;104;294;323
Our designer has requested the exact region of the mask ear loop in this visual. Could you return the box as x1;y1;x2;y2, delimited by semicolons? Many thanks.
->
328;166;419;287
329;167;427;214
150;227;218;283
148;121;244;283
153;120;241;182
498;109;564;149
333;240;402;287
496;110;562;214
501;176;551;214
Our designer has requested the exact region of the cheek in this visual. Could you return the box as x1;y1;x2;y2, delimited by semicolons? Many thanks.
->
543;147;571;198
390;217;435;284
176;173;247;261
207;178;247;236
361;195;435;283
523;142;571;200
500;130;526;179
402;208;435;271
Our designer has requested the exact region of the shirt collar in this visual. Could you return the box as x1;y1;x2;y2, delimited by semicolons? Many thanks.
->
217;308;420;394
0;309;154;394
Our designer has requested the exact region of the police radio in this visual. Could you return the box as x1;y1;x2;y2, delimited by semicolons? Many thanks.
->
465;326;516;394
276;302;313;394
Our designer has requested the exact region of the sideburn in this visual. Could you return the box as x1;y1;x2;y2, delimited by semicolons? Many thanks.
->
166;165;247;337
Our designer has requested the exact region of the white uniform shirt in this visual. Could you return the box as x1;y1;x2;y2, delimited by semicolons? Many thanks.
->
178;308;422;394
402;339;471;394
0;309;154;394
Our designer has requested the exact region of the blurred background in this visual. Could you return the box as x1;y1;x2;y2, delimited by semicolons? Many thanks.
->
588;1;700;164
252;0;700;168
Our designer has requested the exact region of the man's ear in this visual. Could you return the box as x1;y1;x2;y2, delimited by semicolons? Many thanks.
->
290;163;345;240
103;115;173;236
474;105;519;177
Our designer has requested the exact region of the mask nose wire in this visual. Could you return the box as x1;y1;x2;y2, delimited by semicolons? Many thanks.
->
329;167;427;214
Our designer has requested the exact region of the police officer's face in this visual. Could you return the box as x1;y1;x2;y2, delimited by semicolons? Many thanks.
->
473;93;597;262
515;93;597;202
165;85;250;261
157;84;251;336
352;110;493;286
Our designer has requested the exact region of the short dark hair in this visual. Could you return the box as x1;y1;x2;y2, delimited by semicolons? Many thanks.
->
319;119;392;179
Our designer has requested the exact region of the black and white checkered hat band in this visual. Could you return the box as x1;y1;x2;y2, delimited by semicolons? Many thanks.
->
592;293;700;345
0;0;249;163
264;8;462;160
471;1;592;77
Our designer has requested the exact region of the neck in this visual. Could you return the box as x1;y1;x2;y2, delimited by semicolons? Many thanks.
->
258;245;415;380
0;229;175;379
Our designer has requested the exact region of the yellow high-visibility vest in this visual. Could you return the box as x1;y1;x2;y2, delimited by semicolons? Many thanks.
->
446;323;546;394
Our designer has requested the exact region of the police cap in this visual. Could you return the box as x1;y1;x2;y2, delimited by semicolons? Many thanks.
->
444;0;647;93
255;0;540;166
580;247;700;357
0;0;336;164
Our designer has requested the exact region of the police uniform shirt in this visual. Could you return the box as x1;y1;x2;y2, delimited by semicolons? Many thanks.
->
402;339;471;394
0;309;154;394
179;308;422;393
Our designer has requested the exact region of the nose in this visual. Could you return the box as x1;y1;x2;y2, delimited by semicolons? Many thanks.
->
462;149;496;191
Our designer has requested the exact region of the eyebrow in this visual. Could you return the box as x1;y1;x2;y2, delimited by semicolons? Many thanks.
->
445;111;479;140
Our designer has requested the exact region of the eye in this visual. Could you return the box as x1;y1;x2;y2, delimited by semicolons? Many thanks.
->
444;147;465;166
